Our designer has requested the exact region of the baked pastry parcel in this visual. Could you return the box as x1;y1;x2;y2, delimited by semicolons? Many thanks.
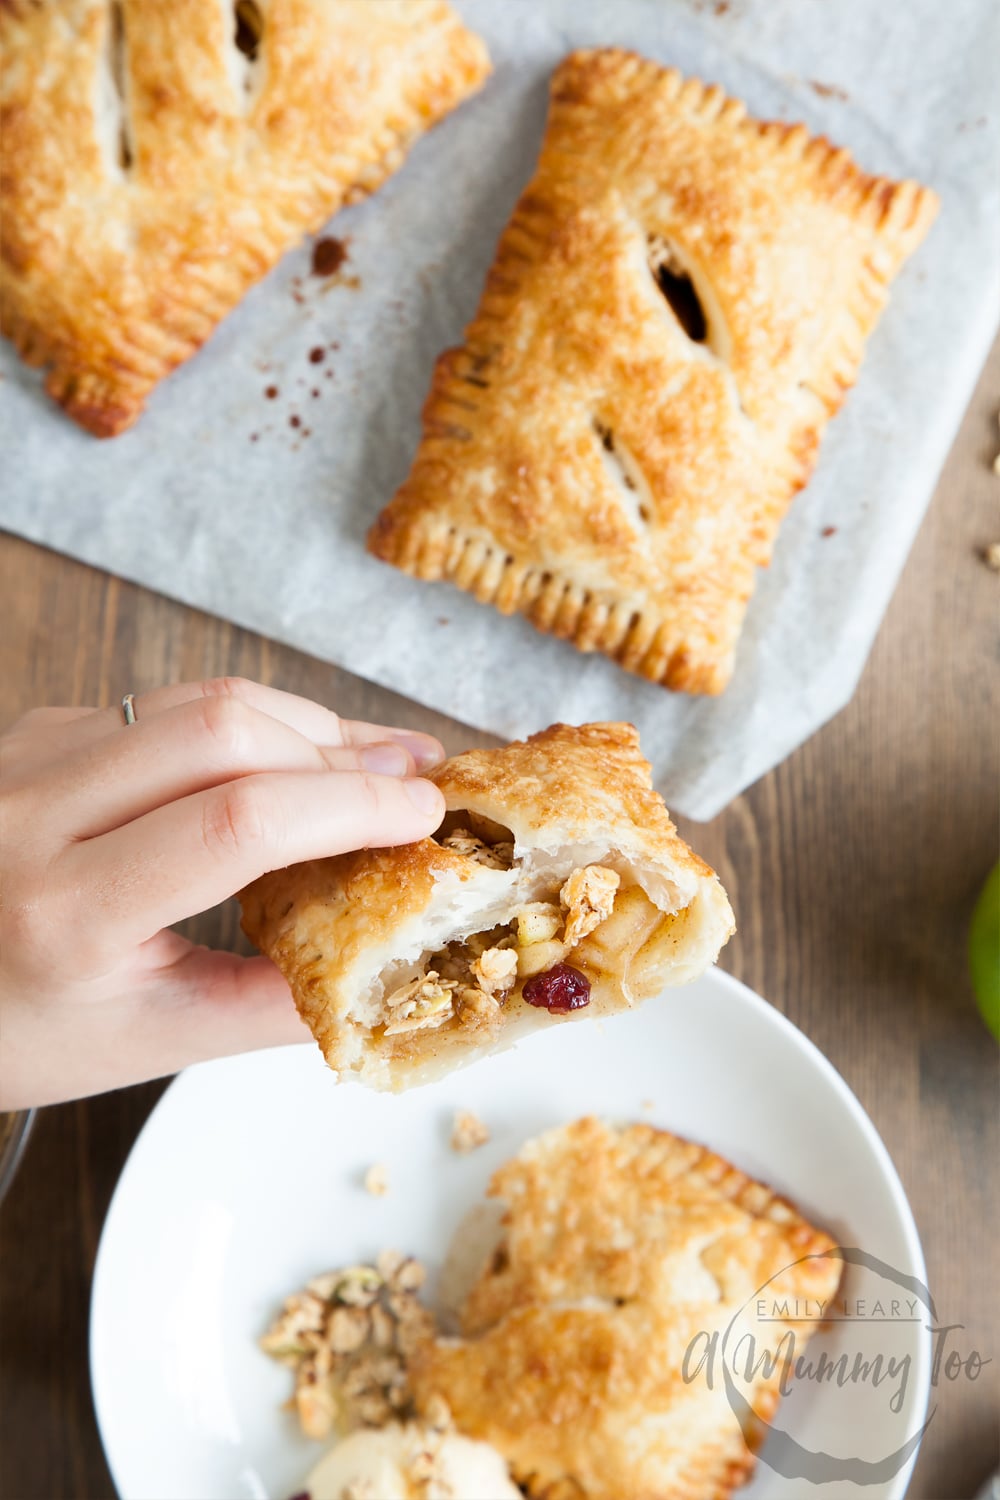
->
412;1117;843;1500
0;0;489;436
240;723;733;1090
369;47;939;694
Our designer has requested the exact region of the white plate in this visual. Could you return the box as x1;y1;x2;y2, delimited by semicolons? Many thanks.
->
91;970;930;1500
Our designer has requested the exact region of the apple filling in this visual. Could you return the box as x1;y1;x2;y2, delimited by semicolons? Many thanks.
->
379;831;675;1042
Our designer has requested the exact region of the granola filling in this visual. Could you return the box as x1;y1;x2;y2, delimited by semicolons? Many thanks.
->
380;833;629;1042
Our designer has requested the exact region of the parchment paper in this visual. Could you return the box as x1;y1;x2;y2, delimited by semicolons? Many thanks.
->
1;0;997;819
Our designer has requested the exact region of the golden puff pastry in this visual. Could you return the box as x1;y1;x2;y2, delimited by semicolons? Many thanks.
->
369;47;938;694
0;0;489;436
240;723;733;1091
412;1117;843;1500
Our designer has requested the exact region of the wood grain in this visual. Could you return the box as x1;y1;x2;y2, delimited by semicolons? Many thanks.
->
1;341;997;1500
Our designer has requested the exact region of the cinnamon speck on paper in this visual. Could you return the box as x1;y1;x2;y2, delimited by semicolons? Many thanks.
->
364;1162;390;1197
451;1109;490;1154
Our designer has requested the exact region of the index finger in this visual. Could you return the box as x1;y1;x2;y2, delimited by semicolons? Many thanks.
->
8;678;446;773
57;766;447;952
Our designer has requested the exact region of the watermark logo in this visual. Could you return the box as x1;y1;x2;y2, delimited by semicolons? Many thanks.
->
681;1247;990;1483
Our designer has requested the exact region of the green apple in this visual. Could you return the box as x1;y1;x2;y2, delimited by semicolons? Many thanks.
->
969;863;1000;1042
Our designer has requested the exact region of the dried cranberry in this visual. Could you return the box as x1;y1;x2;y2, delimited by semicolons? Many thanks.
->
523;963;591;1013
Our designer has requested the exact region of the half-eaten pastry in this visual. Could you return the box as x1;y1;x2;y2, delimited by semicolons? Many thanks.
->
411;1117;843;1499
240;722;734;1090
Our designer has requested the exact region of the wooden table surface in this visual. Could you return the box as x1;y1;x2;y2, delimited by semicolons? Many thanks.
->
1;341;998;1500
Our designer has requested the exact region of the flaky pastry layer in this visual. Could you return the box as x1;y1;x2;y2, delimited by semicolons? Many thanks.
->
413;1117;843;1500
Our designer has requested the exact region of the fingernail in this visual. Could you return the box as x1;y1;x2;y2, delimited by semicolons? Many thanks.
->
405;777;444;817
391;733;444;771
360;742;410;776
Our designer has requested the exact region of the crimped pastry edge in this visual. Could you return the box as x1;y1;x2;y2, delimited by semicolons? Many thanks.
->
368;47;939;695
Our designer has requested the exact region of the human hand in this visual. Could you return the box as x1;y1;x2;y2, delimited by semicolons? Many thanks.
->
0;678;446;1109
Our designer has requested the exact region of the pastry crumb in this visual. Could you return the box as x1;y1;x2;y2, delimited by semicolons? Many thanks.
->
364;1163;390;1197
451;1109;490;1154
984;542;1000;572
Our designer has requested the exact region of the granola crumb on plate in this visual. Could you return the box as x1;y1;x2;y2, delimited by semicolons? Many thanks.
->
364;1163;389;1197
261;1253;432;1439
451;1109;490;1154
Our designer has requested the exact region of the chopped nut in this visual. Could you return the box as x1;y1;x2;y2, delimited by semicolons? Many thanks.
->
455;986;503;1034
336;1267;383;1307
258;1290;327;1360
395;1319;431;1360
423;1392;453;1431
376;1248;406;1283
341;1359;379;1398
383;972;455;1035
451;1108;490;1154
561;864;620;947
329;1306;370;1354
355;1390;393;1427
391;1256;426;1293
306;1271;345;1302
364;1162;389;1197
369;1301;395;1348
440;830;513;869
372;1353;407;1386
295;1375;339;1440
516;901;563;945
984;541;1000;570
385;973;450;1009
256;1339;309;1365
392;1300;435;1357
471;945;517;996
457;985;498;1016
464;928;516;959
